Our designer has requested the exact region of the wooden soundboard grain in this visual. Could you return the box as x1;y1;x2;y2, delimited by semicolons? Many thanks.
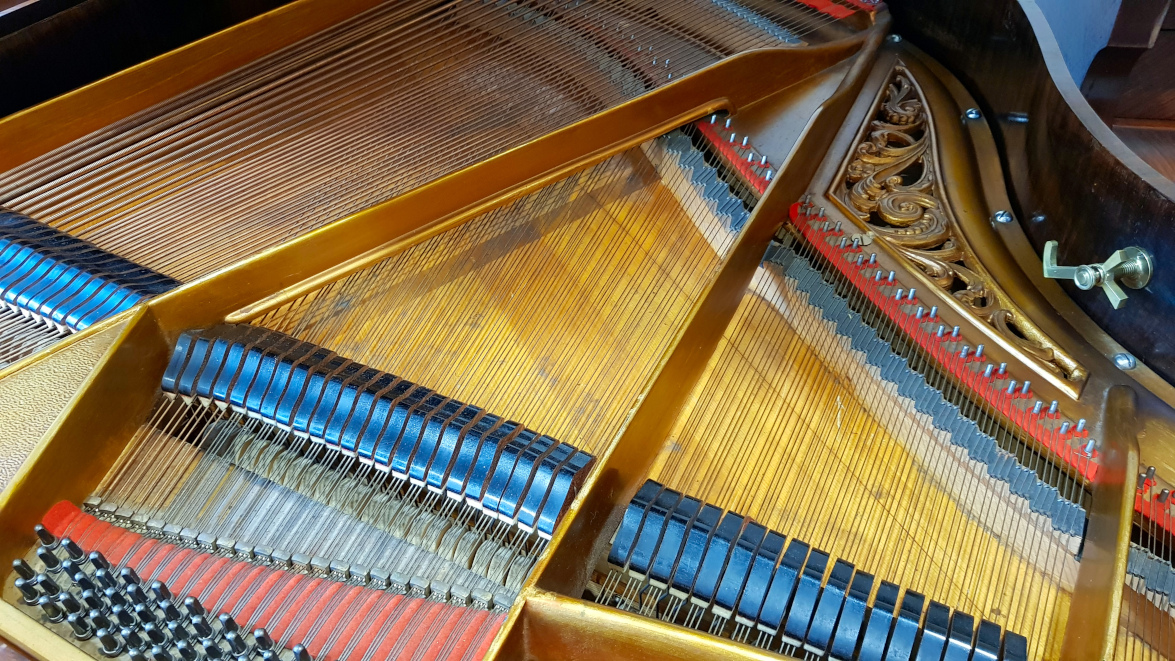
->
256;149;723;457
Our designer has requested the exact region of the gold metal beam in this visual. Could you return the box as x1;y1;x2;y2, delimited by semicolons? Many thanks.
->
506;589;789;661
1060;385;1139;660
488;15;891;659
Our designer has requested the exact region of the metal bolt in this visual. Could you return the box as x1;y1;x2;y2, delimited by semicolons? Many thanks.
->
1113;353;1136;370
992;210;1013;224
964;108;981;120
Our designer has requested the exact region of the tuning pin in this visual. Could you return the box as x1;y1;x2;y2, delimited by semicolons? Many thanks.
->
1159;489;1170;504
142;622;167;646
128;650;148;661
983;364;994;379
253;628;274;651
184;596;206;617
61;559;83;582
96;627;124;657
175;640;198;661
168;619;191;642
974;344;984;359
151;581;172;602
95;568;119;591
12;558;35;580
203;640;225;659
36;546;62;573
72;568;96;594
149;645;172;661
218;613;239;634
67;612;94;640
121;567;142;586
1076;418;1087;433
58;592;83;615
996;362;1007;377
82;589;106;612
112;604;138;629
34;524;59;550
14;577;40;605
158;599;182;622
1048;401;1059;416
135;602;158;625
36;573;61;596
122;627;147;653
292;644;313;661
1021;380;1031;396
105;586;129;609
1060;422;1071;435
1032;401;1043;415
127;583;151;606
1006;380;1017;395
38;595;65;622
191;614;214;639
61;537;85;562
224;631;249;655
90;607;114;632
89;551;112;572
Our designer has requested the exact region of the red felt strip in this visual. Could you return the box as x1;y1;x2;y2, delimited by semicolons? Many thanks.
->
783;203;1175;537
38;505;504;659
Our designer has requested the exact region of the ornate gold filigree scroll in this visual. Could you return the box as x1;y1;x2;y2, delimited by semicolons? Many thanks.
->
832;67;1086;384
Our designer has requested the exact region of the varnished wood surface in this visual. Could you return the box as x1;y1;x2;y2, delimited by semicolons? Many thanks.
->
0;637;31;661
1116;126;1175;182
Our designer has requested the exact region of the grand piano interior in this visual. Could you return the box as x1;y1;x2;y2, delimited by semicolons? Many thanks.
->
1;0;1175;659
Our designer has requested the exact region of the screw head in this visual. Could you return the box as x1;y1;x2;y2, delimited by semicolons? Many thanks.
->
992;210;1013;224
1113;353;1137;370
1073;265;1101;290
1031;213;1046;223
887;34;902;43
964;108;981;120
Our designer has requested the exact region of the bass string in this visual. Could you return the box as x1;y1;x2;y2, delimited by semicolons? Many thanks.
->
0;0;836;282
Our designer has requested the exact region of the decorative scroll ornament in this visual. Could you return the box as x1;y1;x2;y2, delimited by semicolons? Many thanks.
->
833;68;1086;384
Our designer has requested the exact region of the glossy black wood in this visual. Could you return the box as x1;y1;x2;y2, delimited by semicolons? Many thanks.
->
0;0;293;118
891;0;1175;386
